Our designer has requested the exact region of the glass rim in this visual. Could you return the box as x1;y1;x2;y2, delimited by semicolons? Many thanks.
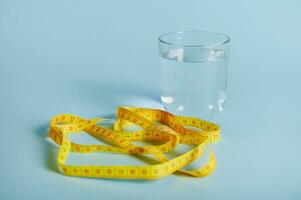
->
158;30;231;48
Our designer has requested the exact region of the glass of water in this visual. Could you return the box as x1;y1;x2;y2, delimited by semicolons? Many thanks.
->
159;31;231;120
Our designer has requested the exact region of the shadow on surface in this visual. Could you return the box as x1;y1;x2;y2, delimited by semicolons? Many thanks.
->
35;124;59;172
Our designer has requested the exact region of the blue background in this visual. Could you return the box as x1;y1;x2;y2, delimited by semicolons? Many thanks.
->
1;0;300;199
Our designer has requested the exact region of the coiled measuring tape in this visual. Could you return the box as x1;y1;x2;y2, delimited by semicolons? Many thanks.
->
49;107;221;179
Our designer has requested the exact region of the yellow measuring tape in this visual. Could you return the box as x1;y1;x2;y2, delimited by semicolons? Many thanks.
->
49;107;221;179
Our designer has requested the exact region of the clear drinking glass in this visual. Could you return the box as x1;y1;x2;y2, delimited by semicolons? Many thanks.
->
158;31;231;120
